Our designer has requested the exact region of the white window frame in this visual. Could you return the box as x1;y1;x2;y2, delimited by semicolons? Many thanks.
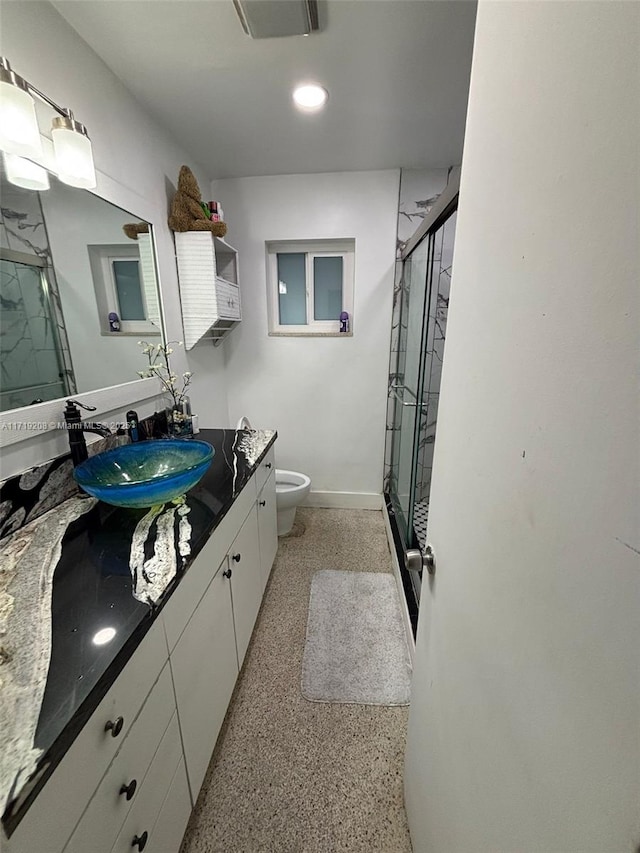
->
266;239;355;336
88;243;160;336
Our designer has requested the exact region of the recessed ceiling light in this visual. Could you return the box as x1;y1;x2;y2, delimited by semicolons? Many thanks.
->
293;84;328;112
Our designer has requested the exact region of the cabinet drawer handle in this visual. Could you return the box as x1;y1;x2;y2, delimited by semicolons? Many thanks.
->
223;568;232;579
104;716;124;737
132;832;148;851
259;500;266;507
232;553;241;563
119;779;137;801
265;462;272;469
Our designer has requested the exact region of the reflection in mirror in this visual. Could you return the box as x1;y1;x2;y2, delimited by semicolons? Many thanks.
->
0;166;163;413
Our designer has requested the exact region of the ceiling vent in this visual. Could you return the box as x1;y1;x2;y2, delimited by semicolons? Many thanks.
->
233;0;319;38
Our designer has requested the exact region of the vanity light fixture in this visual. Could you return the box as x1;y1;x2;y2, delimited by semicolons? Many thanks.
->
0;56;97;190
0;58;43;159
52;112;96;189
292;83;328;112
2;151;50;191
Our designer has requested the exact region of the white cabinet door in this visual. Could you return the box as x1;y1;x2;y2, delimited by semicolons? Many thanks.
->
257;471;278;593
255;446;275;494
146;759;191;853
228;508;261;668
169;564;238;799
161;479;257;653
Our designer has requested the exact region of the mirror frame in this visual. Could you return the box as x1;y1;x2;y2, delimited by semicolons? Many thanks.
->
0;148;166;450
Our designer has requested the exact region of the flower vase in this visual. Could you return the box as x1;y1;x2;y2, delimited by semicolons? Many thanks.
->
164;395;193;438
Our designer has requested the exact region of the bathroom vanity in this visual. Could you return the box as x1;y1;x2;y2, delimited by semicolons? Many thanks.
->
1;428;277;853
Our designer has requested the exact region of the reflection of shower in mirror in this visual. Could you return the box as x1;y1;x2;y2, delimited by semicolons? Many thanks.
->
0;253;75;410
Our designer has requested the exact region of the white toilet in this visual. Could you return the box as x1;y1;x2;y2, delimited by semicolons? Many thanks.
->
274;469;311;536
236;417;311;536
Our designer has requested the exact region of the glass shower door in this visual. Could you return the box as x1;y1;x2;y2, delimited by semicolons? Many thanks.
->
388;235;431;544
385;193;458;628
412;209;457;551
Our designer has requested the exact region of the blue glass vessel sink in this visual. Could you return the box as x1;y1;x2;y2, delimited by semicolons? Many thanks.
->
73;439;214;508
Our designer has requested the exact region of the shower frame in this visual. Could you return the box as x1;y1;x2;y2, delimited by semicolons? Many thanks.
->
384;173;460;634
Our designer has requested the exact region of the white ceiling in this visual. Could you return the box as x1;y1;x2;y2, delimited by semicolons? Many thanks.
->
52;0;477;180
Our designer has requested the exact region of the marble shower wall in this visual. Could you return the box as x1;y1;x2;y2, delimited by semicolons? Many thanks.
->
0;186;75;411
383;168;450;493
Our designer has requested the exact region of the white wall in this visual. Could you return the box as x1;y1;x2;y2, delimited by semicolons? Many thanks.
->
405;3;640;852
200;171;400;504
0;2;228;477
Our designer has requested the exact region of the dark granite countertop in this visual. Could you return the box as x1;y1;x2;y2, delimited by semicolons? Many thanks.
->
0;428;276;836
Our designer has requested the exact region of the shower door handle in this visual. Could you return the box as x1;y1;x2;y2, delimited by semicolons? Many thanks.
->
389;386;419;408
406;545;436;575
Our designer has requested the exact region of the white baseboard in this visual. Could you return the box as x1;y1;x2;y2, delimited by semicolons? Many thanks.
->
383;501;415;666
304;491;383;511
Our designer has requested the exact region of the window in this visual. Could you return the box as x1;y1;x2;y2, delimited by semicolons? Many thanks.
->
88;243;160;336
266;239;354;335
111;259;146;320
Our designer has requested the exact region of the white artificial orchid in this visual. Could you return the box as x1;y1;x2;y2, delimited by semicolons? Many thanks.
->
137;339;193;408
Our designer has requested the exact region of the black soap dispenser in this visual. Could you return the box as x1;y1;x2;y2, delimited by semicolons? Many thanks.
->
127;410;140;442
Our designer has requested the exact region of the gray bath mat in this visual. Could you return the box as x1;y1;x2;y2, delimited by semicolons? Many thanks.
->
301;570;412;705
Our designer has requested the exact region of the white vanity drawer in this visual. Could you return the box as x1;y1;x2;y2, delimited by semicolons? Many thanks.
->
109;714;183;853
63;664;176;853
5;618;168;853
255;446;275;495
161;475;257;652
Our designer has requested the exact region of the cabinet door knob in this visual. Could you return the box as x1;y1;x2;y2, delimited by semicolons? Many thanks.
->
104;716;124;737
232;553;241;563
223;568;232;579
265;462;272;469
259;500;266;507
132;832;148;851
119;779;137;801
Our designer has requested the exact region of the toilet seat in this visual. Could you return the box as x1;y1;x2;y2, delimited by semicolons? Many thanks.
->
276;470;311;490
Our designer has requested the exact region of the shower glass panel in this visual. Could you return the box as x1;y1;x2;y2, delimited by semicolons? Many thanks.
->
0;258;69;410
389;236;431;543
384;190;458;630
413;210;457;550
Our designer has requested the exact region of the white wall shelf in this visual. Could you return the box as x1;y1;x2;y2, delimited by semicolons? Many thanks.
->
174;231;241;348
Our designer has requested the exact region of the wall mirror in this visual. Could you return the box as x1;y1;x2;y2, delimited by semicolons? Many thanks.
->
0;164;164;414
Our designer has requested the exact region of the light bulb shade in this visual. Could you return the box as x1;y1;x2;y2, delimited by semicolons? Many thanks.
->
3;152;50;191
52;117;96;189
292;84;328;112
0;78;43;159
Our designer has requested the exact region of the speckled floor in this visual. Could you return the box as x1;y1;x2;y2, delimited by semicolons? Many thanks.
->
180;507;413;853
